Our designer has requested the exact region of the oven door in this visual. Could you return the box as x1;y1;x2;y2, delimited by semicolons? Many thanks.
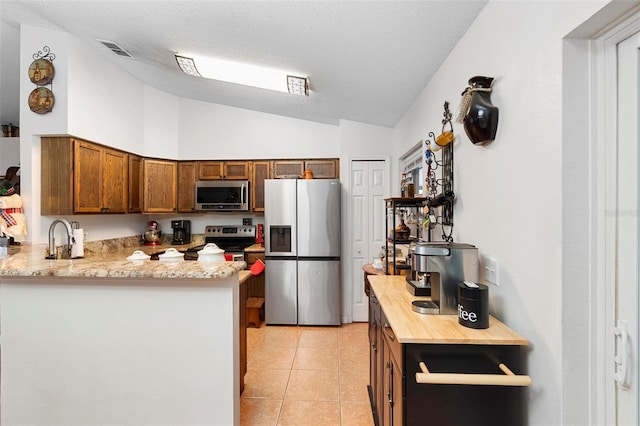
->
195;181;249;211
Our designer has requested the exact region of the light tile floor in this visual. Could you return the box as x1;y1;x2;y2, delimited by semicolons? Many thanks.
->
241;322;374;426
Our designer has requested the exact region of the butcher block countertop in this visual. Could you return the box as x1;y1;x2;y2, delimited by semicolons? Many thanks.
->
369;275;528;346
243;244;265;253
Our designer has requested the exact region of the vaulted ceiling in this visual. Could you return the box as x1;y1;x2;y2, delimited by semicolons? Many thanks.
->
0;1;487;128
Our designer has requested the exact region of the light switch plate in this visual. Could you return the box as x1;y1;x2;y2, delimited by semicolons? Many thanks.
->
482;255;499;286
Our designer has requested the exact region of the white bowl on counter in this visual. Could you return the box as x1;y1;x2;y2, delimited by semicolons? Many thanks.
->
197;243;225;263
158;248;184;262
127;250;151;261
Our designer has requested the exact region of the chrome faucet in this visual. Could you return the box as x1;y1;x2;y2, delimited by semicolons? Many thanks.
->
47;219;76;259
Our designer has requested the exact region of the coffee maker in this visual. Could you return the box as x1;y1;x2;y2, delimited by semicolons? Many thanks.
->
407;242;478;314
171;220;191;245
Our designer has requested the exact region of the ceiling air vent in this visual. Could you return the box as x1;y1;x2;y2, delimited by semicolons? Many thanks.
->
96;39;132;58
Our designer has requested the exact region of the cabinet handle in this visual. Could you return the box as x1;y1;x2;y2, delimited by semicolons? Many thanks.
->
383;323;395;341
416;361;532;387
388;361;394;406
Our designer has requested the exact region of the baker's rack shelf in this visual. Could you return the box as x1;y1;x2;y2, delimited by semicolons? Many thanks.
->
384;197;426;275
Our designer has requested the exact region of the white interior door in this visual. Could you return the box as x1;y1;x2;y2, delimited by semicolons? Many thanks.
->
612;30;640;425
350;160;386;322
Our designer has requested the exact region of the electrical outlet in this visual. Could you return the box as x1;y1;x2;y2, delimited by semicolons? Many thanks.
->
482;255;499;286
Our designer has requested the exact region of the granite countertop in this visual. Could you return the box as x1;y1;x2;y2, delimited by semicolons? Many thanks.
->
0;242;246;280
369;275;528;346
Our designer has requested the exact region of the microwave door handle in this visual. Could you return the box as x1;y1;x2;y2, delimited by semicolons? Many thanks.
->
241;183;246;205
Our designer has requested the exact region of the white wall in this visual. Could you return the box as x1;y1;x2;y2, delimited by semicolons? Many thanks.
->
392;1;607;425
143;85;179;159
19;24;72;243
177;98;339;160
67;38;144;154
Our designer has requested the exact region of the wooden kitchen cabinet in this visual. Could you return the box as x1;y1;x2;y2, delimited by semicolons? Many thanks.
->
197;161;250;180
272;159;340;179
272;160;304;178
143;159;177;213
251;161;271;212
381;312;403;426
369;291;384;426
128;155;143;213
304;159;339;178
177;161;196;212
41;137;128;215
244;251;265;298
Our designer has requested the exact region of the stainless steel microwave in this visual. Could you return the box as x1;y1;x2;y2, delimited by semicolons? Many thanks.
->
195;180;249;211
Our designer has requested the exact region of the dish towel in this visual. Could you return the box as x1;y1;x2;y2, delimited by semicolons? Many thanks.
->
0;193;27;242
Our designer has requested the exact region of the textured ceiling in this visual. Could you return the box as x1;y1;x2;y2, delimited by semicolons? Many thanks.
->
0;1;487;128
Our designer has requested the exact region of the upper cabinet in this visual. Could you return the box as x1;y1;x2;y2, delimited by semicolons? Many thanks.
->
41;135;339;216
305;159;339;179
272;160;304;179
197;161;250;180
143;159;177;214
41;137;128;215
128;155;143;213
272;159;339;179
251;161;271;212
177;161;196;213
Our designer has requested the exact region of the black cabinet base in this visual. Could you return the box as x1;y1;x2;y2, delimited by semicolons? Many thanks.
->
404;344;528;426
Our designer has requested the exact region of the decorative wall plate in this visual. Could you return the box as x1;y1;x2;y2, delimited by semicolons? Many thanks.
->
28;87;55;114
28;58;55;86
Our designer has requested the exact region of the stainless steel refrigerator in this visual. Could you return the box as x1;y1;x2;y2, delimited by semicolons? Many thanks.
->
264;179;341;325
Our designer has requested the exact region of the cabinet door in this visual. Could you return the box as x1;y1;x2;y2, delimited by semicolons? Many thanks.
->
251;161;271;212
74;139;103;213
102;148;128;213
41;137;74;215
143;159;177;213
389;349;403;426
224;161;250;179
197;161;224;179
272;160;304;178
305;159;339;179
177;161;196;212
128;155;143;213
369;293;382;424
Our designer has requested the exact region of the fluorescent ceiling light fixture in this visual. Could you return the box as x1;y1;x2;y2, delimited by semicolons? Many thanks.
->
175;54;309;96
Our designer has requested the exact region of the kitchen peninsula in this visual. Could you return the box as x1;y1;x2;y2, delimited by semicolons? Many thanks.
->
0;243;249;426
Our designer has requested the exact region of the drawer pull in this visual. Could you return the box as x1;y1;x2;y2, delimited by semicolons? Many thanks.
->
416;361;532;387
383;323;395;341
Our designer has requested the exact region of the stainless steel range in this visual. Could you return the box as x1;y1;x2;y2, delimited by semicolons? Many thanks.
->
184;225;256;260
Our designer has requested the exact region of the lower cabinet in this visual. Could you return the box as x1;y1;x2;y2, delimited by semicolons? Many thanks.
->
368;289;528;426
244;251;265;298
368;292;383;426
381;314;403;426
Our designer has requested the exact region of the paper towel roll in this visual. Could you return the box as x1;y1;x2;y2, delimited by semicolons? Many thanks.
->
71;228;84;258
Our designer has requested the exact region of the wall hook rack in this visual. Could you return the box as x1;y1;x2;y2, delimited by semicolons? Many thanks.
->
425;101;455;242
